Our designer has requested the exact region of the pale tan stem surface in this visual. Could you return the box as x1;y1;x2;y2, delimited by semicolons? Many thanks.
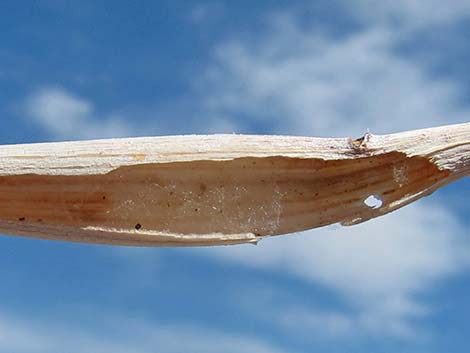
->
0;123;468;246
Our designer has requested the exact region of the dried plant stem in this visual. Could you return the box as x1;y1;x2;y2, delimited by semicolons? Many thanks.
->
0;123;468;246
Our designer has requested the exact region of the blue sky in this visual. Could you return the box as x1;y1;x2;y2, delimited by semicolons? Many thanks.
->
0;1;469;352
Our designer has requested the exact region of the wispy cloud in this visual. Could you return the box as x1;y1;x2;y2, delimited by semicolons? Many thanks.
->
201;15;469;137
189;2;225;25
0;311;288;353
25;87;132;140
350;0;470;28
201;203;467;338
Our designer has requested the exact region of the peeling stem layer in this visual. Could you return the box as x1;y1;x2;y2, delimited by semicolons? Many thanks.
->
0;123;468;246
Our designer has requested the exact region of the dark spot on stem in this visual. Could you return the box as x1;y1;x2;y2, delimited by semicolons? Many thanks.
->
135;223;142;230
18;217;25;221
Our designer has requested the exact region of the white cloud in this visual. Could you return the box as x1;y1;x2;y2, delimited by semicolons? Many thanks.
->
189;3;225;25
350;0;470;28
202;18;469;137
25;87;132;140
278;309;355;338
0;312;288;353
201;203;466;338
